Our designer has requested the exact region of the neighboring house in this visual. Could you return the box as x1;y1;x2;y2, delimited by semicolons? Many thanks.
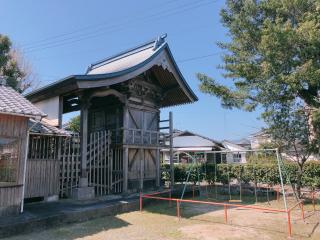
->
232;138;251;149
161;130;224;164
222;140;247;163
0;83;46;216
249;129;319;162
249;130;272;150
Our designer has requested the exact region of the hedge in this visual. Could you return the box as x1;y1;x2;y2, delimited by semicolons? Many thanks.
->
161;161;320;189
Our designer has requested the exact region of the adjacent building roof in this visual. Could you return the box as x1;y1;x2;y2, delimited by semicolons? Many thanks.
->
29;118;70;136
249;129;270;138
222;140;248;152
0;85;46;118
26;35;198;108
233;138;251;146
171;130;224;149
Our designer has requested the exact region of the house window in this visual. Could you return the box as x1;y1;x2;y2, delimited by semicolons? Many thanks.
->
233;153;241;163
0;137;19;183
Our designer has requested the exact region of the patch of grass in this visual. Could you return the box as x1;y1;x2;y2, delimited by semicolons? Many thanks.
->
3;197;320;240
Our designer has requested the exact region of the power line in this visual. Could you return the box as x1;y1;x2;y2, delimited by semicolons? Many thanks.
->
177;52;224;63
30;22;216;63
23;0;216;53
23;0;180;48
24;0;213;52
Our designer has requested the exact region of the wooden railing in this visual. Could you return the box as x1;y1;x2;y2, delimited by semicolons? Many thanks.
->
109;128;169;146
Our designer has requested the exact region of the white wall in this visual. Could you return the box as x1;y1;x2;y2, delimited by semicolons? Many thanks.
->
34;96;60;126
223;142;247;163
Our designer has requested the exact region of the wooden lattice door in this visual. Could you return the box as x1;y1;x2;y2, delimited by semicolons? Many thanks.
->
87;130;112;196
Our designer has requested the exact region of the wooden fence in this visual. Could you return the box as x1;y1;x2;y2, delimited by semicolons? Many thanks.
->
87;130;123;195
26;135;61;199
26;131;124;199
59;134;81;197
111;146;123;193
87;131;110;196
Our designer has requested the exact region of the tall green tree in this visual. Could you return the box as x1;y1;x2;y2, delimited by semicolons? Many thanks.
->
263;102;316;195
198;0;320;195
198;0;320;123
67;115;80;133
0;34;35;92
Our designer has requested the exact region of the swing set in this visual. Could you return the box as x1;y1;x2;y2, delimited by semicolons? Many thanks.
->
140;149;315;238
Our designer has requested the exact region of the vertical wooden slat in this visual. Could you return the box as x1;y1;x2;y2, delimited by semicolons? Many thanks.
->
61;137;66;196
110;145;113;193
89;133;92;187
75;135;79;189
104;131;107;195
71;136;75;189
99;132;101;195
93;132;96;191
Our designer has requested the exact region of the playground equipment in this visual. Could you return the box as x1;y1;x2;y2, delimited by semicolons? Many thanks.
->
140;149;317;238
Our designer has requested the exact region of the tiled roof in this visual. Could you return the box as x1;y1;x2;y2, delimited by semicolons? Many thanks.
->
172;130;224;148
29;119;71;136
0;85;46;117
26;35;198;108
222;140;248;151
86;35;164;75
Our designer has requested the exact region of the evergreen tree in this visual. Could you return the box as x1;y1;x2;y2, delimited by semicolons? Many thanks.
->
198;0;320;195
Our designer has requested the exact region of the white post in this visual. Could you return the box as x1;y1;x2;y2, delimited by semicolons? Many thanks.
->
276;148;288;211
169;112;174;190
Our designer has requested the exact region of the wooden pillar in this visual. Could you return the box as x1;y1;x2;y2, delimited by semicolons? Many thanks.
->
122;101;129;194
140;148;144;191
79;96;89;187
123;147;128;193
58;96;63;128
156;147;160;188
169;111;174;189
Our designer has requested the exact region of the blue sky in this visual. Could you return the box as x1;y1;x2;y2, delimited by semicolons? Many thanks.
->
1;0;264;140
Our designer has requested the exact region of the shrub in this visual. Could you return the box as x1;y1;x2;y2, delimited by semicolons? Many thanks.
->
162;161;320;189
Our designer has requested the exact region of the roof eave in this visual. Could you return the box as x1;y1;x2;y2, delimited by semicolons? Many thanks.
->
26;40;198;107
163;44;198;103
0;111;46;119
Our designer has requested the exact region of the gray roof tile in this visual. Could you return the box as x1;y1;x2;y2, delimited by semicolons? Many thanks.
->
29;119;70;136
0;85;46;117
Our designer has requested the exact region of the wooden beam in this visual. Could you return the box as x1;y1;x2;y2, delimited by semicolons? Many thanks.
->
139;148;144;191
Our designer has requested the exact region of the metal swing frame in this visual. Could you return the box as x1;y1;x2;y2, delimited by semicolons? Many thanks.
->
140;148;307;238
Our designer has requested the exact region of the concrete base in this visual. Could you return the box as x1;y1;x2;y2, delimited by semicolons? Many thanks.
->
0;205;20;217
71;187;95;200
45;195;59;202
0;196;139;238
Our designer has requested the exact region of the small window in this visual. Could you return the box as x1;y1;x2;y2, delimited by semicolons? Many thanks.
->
233;153;241;163
0;137;19;183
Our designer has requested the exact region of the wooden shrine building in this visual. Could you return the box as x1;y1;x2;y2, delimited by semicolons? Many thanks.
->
0;83;46;216
26;35;198;199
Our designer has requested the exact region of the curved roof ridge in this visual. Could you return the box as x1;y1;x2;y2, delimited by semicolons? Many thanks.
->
86;34;167;74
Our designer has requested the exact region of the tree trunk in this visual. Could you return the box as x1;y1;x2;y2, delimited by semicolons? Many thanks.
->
296;164;303;198
296;157;307;199
304;105;317;142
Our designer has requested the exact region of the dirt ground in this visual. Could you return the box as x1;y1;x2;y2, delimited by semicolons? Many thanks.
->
3;197;320;240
